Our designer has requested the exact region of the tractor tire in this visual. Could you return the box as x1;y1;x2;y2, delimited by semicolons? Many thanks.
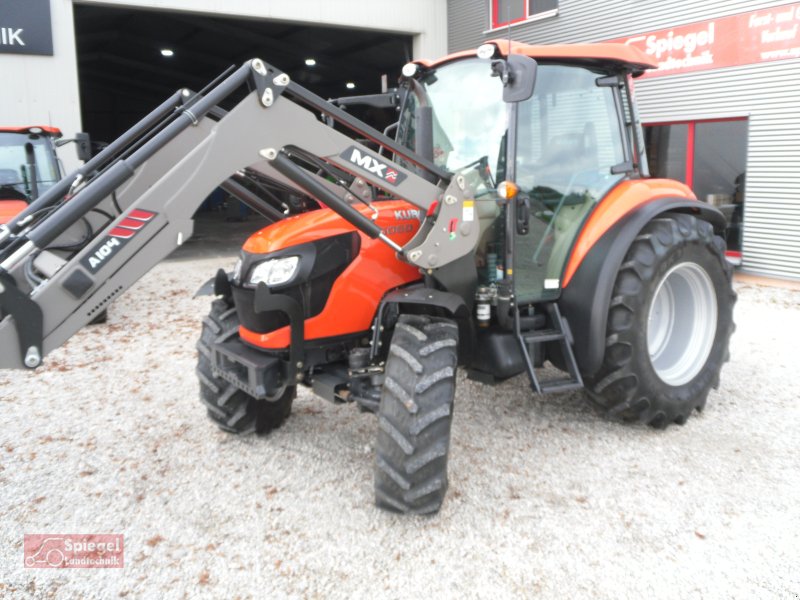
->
374;314;459;515
196;298;294;435
586;213;735;428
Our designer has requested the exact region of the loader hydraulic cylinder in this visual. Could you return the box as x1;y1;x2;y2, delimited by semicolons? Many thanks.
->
1;63;253;270
0;90;185;244
268;152;383;239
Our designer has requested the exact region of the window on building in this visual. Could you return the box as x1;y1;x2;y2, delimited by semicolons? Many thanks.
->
492;0;559;29
644;118;748;259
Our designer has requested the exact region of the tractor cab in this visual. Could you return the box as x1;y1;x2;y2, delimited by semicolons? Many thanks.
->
0;127;64;224
0;126;92;225
396;41;653;304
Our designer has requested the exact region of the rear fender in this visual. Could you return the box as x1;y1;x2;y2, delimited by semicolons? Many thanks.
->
558;196;725;378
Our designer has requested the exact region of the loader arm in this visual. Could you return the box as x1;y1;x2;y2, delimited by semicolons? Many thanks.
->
0;59;482;369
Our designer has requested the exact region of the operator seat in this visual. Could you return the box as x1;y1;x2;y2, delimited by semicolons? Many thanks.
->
0;169;19;185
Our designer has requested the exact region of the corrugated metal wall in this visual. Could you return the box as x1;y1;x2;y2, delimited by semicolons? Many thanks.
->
448;0;791;50
447;0;800;279
447;0;487;53
635;61;800;280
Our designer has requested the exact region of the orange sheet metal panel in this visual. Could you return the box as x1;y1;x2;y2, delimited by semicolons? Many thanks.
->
0;200;28;224
562;179;696;288
417;40;657;72
241;200;423;349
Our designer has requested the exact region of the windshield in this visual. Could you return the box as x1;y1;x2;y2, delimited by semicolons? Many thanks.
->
397;58;506;181
0;132;61;200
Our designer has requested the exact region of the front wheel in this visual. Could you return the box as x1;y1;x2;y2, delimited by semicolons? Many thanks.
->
196;298;294;434
374;314;459;515
586;214;736;428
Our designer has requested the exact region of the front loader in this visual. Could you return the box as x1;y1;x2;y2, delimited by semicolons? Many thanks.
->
0;41;735;514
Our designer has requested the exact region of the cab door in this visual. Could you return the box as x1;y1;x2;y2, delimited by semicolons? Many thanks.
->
511;65;629;303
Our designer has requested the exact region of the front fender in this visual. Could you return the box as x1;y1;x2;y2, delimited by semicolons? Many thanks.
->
378;285;474;365
558;195;726;378
193;269;233;300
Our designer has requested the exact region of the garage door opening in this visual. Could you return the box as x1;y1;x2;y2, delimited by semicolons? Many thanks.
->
72;4;413;252
73;4;412;143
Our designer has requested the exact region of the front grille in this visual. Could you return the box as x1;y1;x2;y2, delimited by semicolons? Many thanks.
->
232;284;292;334
232;232;359;335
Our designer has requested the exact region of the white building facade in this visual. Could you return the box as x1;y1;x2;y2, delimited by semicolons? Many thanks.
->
1;0;448;170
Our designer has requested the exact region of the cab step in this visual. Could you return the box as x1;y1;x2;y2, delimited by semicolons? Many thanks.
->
515;302;584;395
538;379;584;394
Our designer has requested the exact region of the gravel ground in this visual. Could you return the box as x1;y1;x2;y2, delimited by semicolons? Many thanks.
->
0;256;798;599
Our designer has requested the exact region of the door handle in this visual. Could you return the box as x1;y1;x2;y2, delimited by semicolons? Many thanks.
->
516;194;530;235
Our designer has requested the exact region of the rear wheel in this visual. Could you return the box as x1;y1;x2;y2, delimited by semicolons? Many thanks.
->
196;298;294;434
586;214;735;428
374;315;459;515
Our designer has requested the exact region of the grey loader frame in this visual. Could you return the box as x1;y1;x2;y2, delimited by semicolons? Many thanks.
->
0;59;483;370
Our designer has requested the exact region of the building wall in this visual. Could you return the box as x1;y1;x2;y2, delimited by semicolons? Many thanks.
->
0;1;82;168
79;0;449;59
448;0;789;50
447;0;800;279
0;0;448;172
633;60;800;280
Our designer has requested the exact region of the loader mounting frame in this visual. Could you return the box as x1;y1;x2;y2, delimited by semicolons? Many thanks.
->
0;58;483;370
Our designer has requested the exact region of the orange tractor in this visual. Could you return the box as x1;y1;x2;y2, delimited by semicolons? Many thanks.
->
0;41;735;514
0;126;91;224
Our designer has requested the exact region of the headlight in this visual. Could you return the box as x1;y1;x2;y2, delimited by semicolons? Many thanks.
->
232;258;243;282
248;256;300;286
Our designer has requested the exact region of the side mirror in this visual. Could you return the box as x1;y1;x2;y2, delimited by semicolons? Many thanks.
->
74;132;92;162
493;55;538;103
55;132;93;162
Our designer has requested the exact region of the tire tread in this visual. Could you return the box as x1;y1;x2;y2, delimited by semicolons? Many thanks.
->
197;298;293;435
374;314;458;515
586;214;736;428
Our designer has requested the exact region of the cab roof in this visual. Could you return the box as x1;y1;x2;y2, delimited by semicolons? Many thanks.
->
0;126;62;137
417;40;657;76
